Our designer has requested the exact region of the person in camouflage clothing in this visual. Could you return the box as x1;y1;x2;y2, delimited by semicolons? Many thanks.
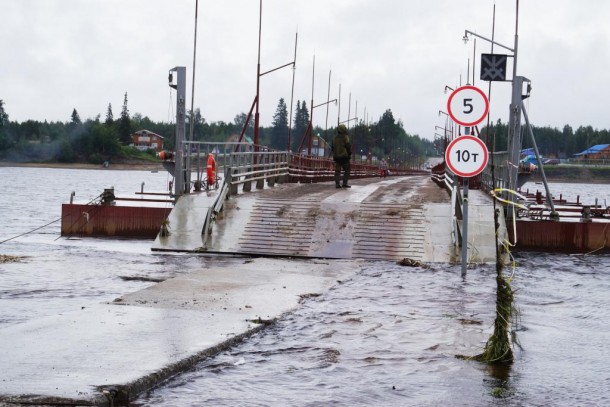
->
332;124;352;188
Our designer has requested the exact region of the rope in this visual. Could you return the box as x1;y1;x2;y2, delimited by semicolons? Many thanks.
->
489;188;529;210
0;193;104;245
0;217;64;244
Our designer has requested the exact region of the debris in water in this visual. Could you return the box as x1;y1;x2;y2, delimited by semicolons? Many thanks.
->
119;276;166;283
0;254;26;263
160;219;170;237
397;258;430;269
248;317;274;325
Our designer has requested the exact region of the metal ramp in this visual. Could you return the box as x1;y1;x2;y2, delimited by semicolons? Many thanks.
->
239;199;318;257
353;203;426;261
236;197;428;261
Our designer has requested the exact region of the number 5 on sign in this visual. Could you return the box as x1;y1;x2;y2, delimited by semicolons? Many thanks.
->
447;85;489;127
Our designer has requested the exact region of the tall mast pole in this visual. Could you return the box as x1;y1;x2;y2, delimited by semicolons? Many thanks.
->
506;0;521;218
287;32;298;152
308;55;315;156
187;0;199;186
254;0;262;149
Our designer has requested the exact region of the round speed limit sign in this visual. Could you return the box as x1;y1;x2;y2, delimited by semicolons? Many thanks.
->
447;85;489;127
445;135;489;177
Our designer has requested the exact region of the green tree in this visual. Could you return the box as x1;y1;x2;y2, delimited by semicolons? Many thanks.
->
377;109;401;155
118;92;131;144
293;100;310;151
481;118;508;152
71;108;81;125
0;100;9;151
0;100;8;127
574;125;594;153
105;103;114;126
270;98;288;150
57;139;76;163
90;122;120;156
234;113;253;141
187;108;205;141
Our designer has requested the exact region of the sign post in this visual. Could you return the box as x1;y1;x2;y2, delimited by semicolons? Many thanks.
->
446;86;489;275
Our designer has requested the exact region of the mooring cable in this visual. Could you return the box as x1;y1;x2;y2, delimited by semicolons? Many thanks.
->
0;193;104;245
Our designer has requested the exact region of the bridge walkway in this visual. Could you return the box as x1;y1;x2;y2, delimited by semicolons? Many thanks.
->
153;175;502;264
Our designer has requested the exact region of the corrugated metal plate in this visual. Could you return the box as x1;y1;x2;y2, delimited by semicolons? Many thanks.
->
353;203;426;260
238;199;426;260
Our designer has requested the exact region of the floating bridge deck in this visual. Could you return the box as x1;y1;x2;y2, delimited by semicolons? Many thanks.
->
153;175;502;264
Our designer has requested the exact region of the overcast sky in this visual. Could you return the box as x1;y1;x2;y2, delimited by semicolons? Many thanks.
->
2;0;610;140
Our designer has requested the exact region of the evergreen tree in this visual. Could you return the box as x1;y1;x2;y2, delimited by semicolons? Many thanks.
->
71;108;82;125
562;124;574;157
0;100;8;150
377;109;399;155
293;100;310;151
270;98;288;150
0;100;8;127
118;92;131;144
67;108;83;140
105;103;114;125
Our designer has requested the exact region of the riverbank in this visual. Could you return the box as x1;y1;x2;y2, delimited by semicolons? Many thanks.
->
0;160;164;171
2;160;610;183
529;165;610;184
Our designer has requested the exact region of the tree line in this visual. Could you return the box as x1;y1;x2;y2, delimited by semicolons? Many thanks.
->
3;95;603;165
478;119;610;158
0;96;434;166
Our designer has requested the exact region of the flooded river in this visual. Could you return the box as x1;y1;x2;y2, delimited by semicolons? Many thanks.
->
1;167;609;406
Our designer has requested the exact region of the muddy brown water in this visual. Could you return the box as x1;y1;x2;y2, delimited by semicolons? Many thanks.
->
1;167;609;406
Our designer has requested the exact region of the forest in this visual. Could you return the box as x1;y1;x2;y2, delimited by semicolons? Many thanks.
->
477;119;610;159
1;95;608;166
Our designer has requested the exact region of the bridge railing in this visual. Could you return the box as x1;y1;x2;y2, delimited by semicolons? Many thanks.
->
479;151;509;192
226;150;290;195
178;141;426;194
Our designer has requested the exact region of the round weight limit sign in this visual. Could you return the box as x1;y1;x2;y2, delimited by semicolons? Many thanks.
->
447;85;489;127
445;135;489;177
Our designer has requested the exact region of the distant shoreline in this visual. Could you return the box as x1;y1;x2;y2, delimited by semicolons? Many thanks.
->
528;166;610;184
0;161;164;171
1;160;608;184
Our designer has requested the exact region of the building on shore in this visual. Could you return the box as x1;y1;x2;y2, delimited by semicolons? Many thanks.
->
132;130;164;152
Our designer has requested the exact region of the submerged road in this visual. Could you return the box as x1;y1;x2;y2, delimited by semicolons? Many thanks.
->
0;175;503;405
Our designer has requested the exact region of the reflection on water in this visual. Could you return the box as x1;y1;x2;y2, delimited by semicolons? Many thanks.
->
2;167;610;406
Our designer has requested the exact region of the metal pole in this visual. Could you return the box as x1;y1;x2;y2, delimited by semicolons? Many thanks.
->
522;104;558;218
188;0;199;185
353;101;358;162
171;66;187;197
308;55;315;156
506;0;521;219
462;175;469;277
325;70;331;141
337;83;341;127
254;0;262;149
461;126;472;276
287;32;298;152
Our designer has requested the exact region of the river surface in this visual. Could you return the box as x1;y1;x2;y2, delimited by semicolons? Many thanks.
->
1;167;609;406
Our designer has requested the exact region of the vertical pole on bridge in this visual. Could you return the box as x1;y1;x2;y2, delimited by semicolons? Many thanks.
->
461;126;470;277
